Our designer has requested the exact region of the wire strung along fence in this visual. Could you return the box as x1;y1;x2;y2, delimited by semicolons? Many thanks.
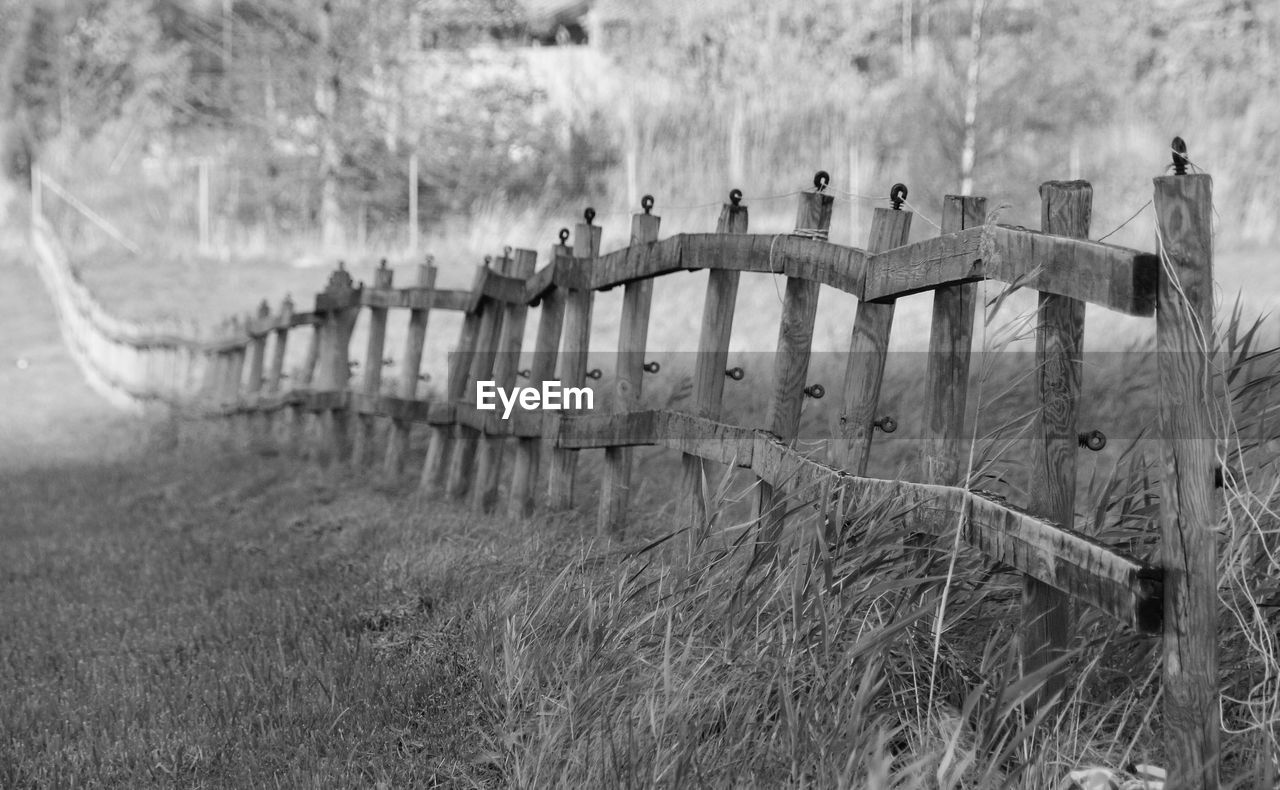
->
28;139;1221;788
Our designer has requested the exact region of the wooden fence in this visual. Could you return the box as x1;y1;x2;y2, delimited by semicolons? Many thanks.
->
30;150;1220;787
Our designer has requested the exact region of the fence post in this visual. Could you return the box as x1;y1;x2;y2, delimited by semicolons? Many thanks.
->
549;214;602;510
291;316;322;457
1023;181;1090;711
1154;168;1219;788
681;193;748;533
265;295;293;446
353;260;393;467
244;300;272;451
447;255;510;499
600;204;660;534
830;194;912;474
385;259;436;477
420;267;484;496
509;239;571;518
316;263;359;465
919;195;986;486
757;183;833;554
474;249;538;513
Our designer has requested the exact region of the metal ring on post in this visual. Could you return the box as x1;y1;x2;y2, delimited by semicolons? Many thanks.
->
813;170;830;192
1078;429;1107;452
381;357;395;367
641;194;654;214
643;361;660;374
585;369;602;380
890;183;908;210
584;207;596;225
803;383;825;399
874;416;898;433
725;366;745;381
729;188;743;206
517;369;530;379
558;228;570;245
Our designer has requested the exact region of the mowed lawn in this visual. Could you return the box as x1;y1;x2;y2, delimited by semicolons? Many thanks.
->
0;445;500;787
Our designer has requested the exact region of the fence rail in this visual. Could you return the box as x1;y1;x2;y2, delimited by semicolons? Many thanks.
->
29;145;1221;787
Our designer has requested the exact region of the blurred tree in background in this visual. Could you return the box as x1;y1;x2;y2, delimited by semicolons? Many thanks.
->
0;0;1276;249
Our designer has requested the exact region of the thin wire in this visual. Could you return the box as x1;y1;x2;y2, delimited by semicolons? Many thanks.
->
1096;200;1152;243
902;198;942;232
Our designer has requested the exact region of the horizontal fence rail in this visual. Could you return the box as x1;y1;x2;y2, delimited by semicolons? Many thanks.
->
28;144;1222;787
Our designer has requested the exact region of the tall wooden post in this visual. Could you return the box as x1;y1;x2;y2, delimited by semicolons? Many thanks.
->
244;300;272;451
757;186;834;554
447;255;510;499
919;195;986;485
265;295;293;444
830;199;913;474
599;205;660;534
508;240;571;518
290;317;322;457
316;264;359;465
1022;181;1089;710
420;266;485;496
385;259;436;476
548;215;602;510
1154;170;1219;788
353;261;393;467
474;249;538;513
681;193;748;533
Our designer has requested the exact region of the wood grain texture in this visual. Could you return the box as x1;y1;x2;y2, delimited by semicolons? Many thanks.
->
749;433;1162;632
863;225;1158;315
681;201;749;532
419;287;483;497
1154;173;1220;788
352;264;394;467
600;213;660;534
474;249;537;513
918;196;985;487
509;245;569;518
384;262;437;476
447;258;509;500
557;409;755;465
549;223;602;510
830;208;913;475
758;191;834;553
1023;181;1090;711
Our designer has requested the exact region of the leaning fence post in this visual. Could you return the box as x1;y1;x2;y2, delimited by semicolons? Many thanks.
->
599;200;660;534
681;191;748;534
315;263;359;465
474;248;538;513
1153;155;1219;788
244;300;272;451
291;314;322;457
385;259;436;477
265;295;293;446
352;260;393;467
1022;181;1090;711
830;187;913;478
548;210;602;511
420;267;485;497
757;176;834;555
508;236;571;518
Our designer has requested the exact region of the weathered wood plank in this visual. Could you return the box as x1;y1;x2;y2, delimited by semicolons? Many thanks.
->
352;262;393;467
509;241;571;518
447;258;508;500
758;190;834;554
384;261;436;477
1023;181;1090;710
863;225;1158;316
749;432;1161;633
830;207;913;475
600;212;660;534
549;221;602;510
315;265;360;465
556;410;755;466
474;249;538;512
1154;173;1220;788
918;196;985;486
682;198;749;532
